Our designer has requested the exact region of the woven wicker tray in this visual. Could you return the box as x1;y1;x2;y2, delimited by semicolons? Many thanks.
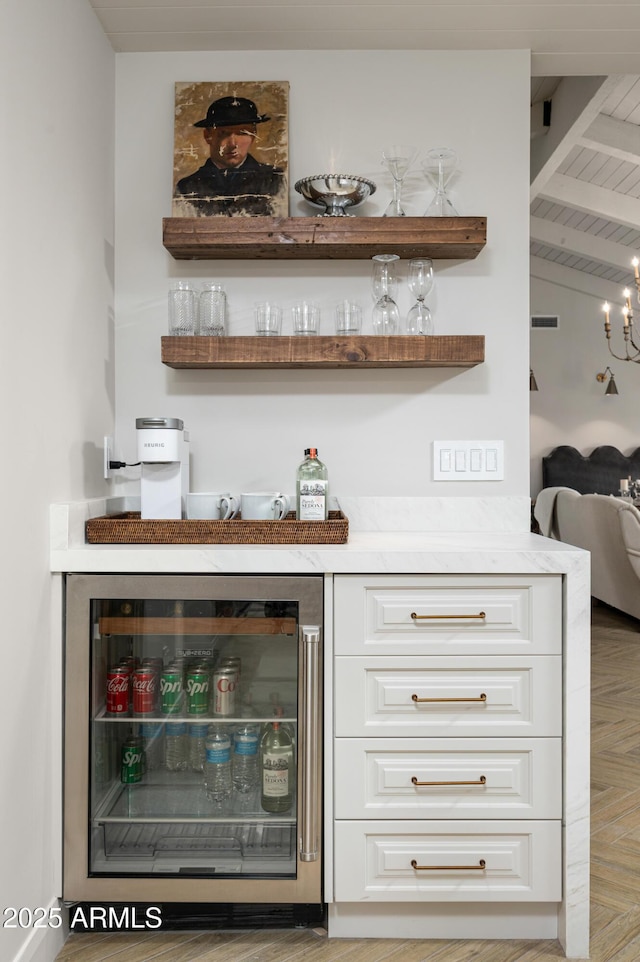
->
85;510;349;545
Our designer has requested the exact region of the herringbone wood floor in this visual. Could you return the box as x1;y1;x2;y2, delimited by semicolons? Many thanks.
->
55;602;640;962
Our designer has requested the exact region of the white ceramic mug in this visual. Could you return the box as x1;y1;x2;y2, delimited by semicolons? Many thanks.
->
186;492;239;520
241;492;290;520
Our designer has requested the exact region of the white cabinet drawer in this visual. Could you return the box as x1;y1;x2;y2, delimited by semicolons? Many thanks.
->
333;820;561;902
334;656;561;737
334;737;562;819
334;575;562;656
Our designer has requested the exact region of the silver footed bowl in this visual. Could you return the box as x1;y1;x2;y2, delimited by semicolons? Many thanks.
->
294;174;377;216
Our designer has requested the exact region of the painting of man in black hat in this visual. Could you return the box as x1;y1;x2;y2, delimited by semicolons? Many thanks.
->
172;81;289;217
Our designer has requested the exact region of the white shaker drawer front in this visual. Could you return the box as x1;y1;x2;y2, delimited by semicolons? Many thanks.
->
333;820;562;902
334;575;562;656
333;738;562;819
334;656;562;737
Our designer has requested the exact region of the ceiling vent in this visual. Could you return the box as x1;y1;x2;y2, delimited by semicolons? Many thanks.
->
531;314;559;329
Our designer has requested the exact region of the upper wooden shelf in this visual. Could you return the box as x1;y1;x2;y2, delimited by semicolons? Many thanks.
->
162;216;487;261
161;335;485;369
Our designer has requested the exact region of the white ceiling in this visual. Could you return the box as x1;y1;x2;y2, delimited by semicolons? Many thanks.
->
88;0;640;287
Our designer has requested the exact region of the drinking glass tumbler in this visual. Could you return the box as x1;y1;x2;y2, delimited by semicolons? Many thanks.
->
335;301;362;335
255;303;283;336
292;302;320;335
168;280;197;336
198;283;226;336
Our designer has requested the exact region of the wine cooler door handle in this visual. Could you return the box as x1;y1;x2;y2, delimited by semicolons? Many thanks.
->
300;624;321;862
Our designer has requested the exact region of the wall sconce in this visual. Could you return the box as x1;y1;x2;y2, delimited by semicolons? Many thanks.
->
596;367;619;395
529;369;539;392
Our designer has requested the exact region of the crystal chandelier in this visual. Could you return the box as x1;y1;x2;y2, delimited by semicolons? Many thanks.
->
601;257;640;362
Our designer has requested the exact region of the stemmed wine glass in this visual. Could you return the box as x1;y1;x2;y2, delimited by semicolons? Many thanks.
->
381;144;418;217
371;253;400;334
405;258;434;335
422;147;459;216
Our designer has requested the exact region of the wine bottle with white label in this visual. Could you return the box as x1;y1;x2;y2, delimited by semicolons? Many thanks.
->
260;710;294;813
296;447;328;520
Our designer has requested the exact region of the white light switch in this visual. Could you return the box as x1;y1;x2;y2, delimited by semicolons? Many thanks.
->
433;441;505;480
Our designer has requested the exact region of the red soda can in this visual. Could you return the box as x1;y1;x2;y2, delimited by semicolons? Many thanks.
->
106;666;130;715
132;667;158;715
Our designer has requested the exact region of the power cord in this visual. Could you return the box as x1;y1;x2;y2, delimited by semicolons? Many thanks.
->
109;461;141;470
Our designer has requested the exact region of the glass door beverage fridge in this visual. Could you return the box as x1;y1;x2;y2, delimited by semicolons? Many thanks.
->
63;574;323;914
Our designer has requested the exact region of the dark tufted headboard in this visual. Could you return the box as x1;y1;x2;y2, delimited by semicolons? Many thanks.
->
542;445;640;495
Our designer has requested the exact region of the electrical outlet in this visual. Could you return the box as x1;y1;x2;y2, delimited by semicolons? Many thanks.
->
104;435;114;480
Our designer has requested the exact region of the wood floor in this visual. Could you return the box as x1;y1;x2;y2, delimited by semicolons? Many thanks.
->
55;602;640;962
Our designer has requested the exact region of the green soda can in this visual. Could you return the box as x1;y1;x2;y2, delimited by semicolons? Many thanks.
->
160;667;183;715
186;666;210;715
120;736;143;784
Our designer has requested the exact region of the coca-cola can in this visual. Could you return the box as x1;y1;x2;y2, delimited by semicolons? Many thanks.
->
106;666;130;715
212;666;237;716
132;667;158;715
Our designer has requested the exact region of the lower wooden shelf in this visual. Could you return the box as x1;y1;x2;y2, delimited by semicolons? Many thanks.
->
161;335;485;369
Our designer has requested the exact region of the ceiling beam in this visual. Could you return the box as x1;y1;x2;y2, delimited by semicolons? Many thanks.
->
538;171;640;232
579;113;640;166
530;215;639;273
530;75;628;200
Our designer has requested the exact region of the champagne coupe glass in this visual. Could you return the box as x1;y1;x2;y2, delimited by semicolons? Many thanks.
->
423;147;459;216
405;258;434;335
371;253;400;335
381;144;418;217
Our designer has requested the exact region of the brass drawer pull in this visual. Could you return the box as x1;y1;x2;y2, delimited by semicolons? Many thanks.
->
411;775;487;787
412;692;487;704
410;611;486;621
411;859;486;871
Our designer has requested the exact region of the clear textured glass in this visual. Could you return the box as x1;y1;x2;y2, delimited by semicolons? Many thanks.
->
381;144;418;217
422;147;459;216
405;258;435;335
292;302;320;335
255;302;283;336
335;300;362;334
198;283;226;336
168;280;197;335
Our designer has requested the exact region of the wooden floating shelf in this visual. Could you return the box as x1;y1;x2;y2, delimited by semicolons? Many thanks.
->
161;335;485;370
162;216;487;261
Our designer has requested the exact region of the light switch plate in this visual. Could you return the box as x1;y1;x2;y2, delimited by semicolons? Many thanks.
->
433;440;504;480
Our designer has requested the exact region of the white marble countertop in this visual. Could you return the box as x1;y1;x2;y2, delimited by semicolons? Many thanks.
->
50;496;588;576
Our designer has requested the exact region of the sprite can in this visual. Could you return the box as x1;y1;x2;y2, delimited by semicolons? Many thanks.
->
160;667;183;715
120;736;143;784
186;666;210;715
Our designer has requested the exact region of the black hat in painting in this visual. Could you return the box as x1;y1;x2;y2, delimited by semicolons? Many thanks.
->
193;96;270;128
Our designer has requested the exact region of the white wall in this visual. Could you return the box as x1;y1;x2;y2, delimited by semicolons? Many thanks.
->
113;50;531;503
530;257;640;495
0;2;115;960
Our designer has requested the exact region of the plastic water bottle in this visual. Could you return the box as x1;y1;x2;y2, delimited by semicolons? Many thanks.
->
140;722;163;771
189;722;209;773
204;726;232;801
165;721;187;771
232;723;259;793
